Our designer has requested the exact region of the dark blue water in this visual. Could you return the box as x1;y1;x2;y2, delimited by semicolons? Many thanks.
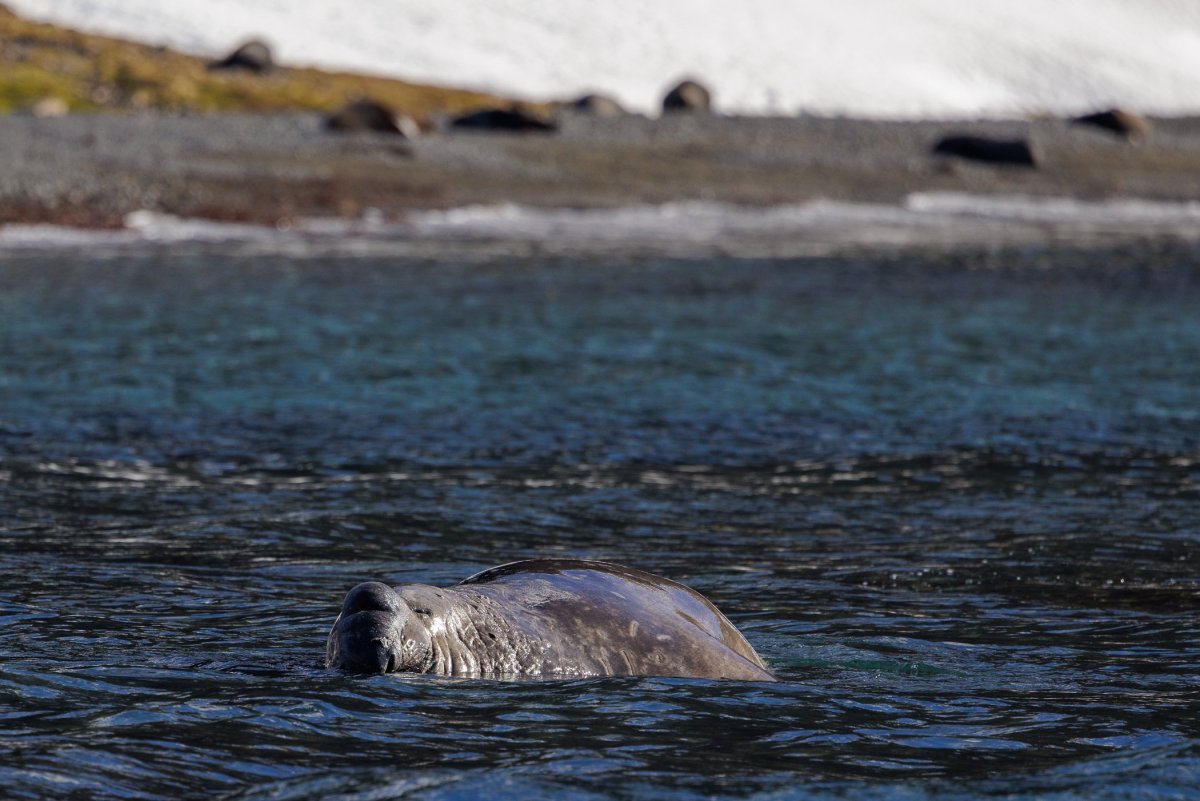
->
1;247;1198;800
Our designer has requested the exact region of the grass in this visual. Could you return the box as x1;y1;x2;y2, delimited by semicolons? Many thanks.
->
0;4;508;117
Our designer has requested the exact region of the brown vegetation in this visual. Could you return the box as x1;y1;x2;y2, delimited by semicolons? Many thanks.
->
0;4;504;116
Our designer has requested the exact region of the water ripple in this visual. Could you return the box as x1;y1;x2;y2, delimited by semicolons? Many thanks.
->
2;250;1199;799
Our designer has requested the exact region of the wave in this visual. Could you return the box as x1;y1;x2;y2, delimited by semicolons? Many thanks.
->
4;195;1200;257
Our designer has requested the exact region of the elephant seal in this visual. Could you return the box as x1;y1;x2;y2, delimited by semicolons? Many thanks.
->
932;134;1038;167
209;40;273;73
451;106;557;133
569;93;628;118
326;100;420;138
662;79;712;114
327;559;774;681
1072;108;1150;140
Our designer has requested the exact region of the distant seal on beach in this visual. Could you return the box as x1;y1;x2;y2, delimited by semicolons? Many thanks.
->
327;559;775;681
569;93;627;117
209;40;273;73
326;100;420;138
1072;108;1150;140
932;134;1037;167
662;79;712;114
451;106;557;132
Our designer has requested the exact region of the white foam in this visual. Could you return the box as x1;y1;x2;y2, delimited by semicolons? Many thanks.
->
6;0;1200;118
122;210;289;242
3;196;1199;257
906;192;1200;224
0;211;299;254
403;200;925;241
401;196;1200;250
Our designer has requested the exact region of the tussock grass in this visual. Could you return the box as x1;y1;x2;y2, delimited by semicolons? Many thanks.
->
0;4;505;116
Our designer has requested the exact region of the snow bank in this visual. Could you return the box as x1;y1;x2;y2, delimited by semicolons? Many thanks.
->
8;0;1200;117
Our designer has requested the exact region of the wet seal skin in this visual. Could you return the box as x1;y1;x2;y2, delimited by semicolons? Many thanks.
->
327;559;775;681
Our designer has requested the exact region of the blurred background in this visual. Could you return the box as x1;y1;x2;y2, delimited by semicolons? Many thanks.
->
4;0;1200;117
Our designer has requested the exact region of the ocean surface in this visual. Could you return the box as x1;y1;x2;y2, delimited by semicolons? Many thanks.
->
1;245;1198;800
8;0;1200;117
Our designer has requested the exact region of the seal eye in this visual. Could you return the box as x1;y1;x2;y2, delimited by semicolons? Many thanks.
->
413;607;432;617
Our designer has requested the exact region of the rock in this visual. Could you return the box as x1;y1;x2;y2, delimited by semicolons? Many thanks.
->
932;135;1038;167
209;40;273;73
451;106;556;132
662;79;712;113
1072;108;1150;139
326;100;419;137
569;93;627;117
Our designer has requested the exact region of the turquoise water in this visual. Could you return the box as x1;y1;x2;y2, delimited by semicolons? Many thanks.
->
1;248;1198;799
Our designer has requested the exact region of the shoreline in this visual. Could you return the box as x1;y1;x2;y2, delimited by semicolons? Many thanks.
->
2;111;1200;252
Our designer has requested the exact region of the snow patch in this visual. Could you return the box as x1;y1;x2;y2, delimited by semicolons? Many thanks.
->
7;0;1200;117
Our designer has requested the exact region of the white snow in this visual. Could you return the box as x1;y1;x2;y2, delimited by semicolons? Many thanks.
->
6;0;1200;118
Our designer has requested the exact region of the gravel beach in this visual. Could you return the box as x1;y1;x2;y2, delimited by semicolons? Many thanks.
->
2;110;1199;237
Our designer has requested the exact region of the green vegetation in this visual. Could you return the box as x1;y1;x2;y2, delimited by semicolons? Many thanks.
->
0;4;506;116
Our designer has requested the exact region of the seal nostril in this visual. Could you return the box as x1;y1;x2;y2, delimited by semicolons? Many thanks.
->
365;640;391;673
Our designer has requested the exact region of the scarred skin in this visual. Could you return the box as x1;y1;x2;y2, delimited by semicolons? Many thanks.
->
326;559;775;681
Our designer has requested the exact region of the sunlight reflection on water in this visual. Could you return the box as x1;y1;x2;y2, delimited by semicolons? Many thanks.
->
1;247;1198;800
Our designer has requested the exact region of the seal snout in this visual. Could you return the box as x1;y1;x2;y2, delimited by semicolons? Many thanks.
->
333;618;402;674
355;636;397;673
328;582;411;674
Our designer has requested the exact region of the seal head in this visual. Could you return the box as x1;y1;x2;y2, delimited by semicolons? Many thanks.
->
326;581;433;673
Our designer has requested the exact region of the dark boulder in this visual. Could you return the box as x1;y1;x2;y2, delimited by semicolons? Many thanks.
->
932;135;1037;167
326;100;419;137
662;79;712;113
451;106;556;132
209;39;273;73
1072;108;1150;139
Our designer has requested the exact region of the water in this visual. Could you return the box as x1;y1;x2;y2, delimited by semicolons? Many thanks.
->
1;246;1198;800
